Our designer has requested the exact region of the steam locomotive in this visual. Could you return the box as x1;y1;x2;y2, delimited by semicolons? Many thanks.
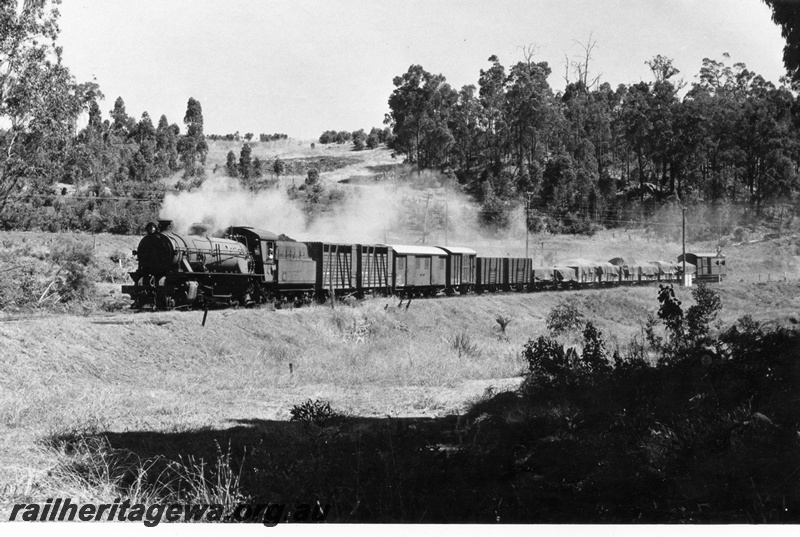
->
121;220;726;310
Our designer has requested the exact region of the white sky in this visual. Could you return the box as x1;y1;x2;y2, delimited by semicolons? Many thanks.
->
58;0;788;140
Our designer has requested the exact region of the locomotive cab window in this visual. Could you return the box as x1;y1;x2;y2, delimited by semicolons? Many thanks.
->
440;258;445;270
424;258;429;269
398;258;405;269
415;258;420;269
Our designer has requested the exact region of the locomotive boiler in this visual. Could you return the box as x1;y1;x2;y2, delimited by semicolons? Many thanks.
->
123;220;255;309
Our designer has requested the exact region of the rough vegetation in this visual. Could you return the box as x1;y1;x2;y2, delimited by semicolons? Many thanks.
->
4;284;799;522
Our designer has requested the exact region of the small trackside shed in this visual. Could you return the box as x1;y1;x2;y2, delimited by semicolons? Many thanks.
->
389;244;447;295
357;244;393;295
437;246;477;293
678;252;726;282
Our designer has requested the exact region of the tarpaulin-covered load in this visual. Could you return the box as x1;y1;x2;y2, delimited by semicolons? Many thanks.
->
609;257;638;282
553;265;578;282
637;262;659;280
598;262;621;283
531;266;554;283
650;260;676;276
563;259;601;283
650;260;676;281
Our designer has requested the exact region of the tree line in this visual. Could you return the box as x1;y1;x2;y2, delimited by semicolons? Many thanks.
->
384;51;800;232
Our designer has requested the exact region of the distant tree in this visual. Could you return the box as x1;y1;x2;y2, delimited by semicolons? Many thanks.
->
386;64;458;168
177;97;208;177
130;112;156;182
110;96;135;137
352;129;367;150
244;132;254;141
252;156;263;178
366;127;381;149
238;143;252;179
273;157;285;178
155;115;180;176
226;151;238;177
335;131;352;144
306;167;319;185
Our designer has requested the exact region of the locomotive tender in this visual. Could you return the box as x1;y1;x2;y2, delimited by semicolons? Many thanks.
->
122;220;725;310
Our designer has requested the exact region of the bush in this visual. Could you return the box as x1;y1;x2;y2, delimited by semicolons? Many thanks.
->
546;299;584;335
306;168;320;186
290;399;337;427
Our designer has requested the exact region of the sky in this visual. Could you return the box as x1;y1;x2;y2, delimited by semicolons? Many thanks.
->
57;0;789;140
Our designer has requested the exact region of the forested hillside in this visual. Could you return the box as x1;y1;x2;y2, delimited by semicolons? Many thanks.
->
384;52;800;234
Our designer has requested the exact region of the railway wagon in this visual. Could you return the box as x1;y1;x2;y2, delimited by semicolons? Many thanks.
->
594;262;620;285
390;245;447;296
306;242;358;298
553;265;578;288
678;252;726;283
609;257;637;284
358;244;393;295
476;257;505;292
531;266;556;290
651;260;680;284
507;258;532;291
638;262;659;283
563;259;602;286
438;246;477;294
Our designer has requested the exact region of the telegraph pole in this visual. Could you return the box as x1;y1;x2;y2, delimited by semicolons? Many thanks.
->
445;187;449;246
422;192;431;244
525;191;533;259
682;207;687;286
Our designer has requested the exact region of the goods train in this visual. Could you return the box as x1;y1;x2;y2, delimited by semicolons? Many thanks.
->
121;220;726;310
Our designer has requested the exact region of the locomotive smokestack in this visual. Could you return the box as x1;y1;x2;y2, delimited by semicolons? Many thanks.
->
158;219;173;232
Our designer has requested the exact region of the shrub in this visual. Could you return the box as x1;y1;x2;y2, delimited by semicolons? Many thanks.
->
496;313;512;334
447;330;480;358
290;399;337;427
522;335;575;383
546;299;584;335
306;168;320;186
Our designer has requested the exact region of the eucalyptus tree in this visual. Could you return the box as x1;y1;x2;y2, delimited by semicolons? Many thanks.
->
178;97;207;177
0;0;98;211
386;64;458;169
